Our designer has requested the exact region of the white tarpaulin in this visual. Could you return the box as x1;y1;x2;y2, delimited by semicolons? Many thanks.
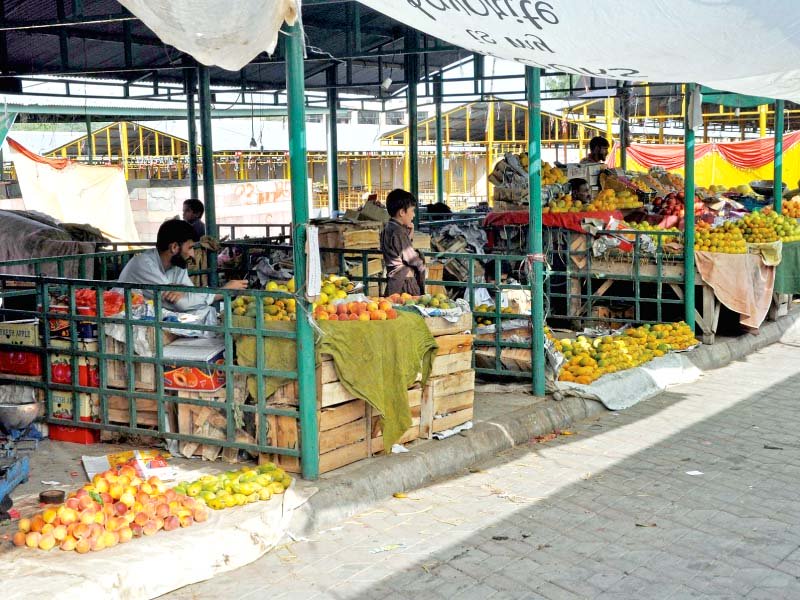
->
118;0;299;71
8;138;140;242
358;1;800;102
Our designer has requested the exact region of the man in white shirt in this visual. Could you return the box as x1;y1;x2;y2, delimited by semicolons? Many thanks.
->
118;220;246;321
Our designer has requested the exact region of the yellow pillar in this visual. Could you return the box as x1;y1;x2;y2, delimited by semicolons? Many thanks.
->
366;156;372;191
154;132;160;156
465;106;470;143
578;124;585;156
511;104;516;142
680;84;686;118
486;101;495;204
119;122;129;179
92;131;97;159
759;104;768;137
605;97;614;145
658;122;665;144
106;127;111;160
239;154;245;180
645;84;650;119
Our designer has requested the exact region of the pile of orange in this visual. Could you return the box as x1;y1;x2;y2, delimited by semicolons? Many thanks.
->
782;199;800;218
693;221;747;253
313;299;397;322
557;322;698;385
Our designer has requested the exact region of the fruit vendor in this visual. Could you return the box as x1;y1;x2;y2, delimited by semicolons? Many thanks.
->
581;136;610;164
569;178;592;204
380;188;426;296
118;219;247;324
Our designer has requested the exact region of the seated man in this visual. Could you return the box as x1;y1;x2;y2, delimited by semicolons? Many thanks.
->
581;136;610;164
569;178;592;205
118;220;246;323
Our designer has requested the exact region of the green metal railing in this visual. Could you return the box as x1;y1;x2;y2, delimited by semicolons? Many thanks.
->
0;269;301;460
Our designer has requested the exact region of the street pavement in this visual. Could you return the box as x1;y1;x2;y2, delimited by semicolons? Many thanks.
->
166;334;800;600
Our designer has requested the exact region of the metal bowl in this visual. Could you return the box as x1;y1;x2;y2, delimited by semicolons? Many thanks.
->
750;180;787;198
0;402;41;430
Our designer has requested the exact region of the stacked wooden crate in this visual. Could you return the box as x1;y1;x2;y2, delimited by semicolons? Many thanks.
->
104;329;177;392
317;221;382;271
260;355;371;474
420;313;475;438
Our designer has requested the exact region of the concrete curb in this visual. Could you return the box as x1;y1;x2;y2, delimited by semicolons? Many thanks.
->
289;309;800;537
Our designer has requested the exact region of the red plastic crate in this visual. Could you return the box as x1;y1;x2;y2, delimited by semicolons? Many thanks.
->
48;418;100;444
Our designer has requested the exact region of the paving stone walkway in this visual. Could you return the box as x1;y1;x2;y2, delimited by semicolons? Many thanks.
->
167;334;800;599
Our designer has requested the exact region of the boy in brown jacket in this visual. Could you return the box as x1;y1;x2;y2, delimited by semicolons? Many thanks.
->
380;189;426;296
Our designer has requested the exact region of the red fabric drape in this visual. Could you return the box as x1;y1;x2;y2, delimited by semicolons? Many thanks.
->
7;137;70;169
484;210;623;233
610;130;800;171
715;130;800;168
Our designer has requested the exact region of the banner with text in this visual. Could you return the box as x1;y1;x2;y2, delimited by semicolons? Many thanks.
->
359;1;800;101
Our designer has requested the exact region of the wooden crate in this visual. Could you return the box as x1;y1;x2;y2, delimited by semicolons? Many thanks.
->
263;399;370;474
420;370;475;438
107;395;173;429
318;222;382;270
369;387;421;455
104;330;177;391
424;312;472;337
431;334;473;377
426;262;446;296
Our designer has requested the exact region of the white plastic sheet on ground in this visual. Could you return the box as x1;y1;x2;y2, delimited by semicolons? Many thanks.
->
358;1;800;102
118;0;299;71
8;139;139;242
3;484;312;600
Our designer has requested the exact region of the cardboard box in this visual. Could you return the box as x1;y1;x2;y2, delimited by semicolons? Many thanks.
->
163;337;225;392
50;339;99;387
0;319;42;376
52;390;99;420
47;304;98;340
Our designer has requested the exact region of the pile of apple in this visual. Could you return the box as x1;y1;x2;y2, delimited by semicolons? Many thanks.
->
652;192;705;218
12;465;207;553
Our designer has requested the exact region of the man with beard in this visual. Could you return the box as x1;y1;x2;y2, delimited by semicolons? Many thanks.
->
118;219;246;320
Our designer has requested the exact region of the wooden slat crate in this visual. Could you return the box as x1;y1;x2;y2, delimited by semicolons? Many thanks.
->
430;333;473;377
420;370;475;438
262;399;370;474
368;387;422;455
104;330;177;391
107;395;172;429
423;312;472;337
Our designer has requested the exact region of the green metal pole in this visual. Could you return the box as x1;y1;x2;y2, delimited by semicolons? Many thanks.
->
405;31;419;227
434;73;444;205
286;22;320;481
185;66;199;199
774;99;785;212
683;84;696;328
525;66;545;397
326;66;339;214
85;115;93;164
197;64;218;286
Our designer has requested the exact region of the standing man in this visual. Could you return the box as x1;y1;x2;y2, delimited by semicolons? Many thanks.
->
182;198;206;241
581;136;610;164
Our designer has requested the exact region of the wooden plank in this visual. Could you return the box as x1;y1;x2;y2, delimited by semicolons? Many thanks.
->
319;440;369;474
370;425;420;456
318;358;338;384
320;399;366;431
434;334;473;356
320;380;357;407
407;387;422;408
430;351;472;378
424;312;472;337
319;418;368;454
108;408;158;427
369;405;422;439
434;389;474;415
425;370;475;400
431;407;473;434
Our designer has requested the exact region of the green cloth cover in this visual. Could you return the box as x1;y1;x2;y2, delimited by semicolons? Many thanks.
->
317;311;438;452
775;240;800;294
234;311;438;453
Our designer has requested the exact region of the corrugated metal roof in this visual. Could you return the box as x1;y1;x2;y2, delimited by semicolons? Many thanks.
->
0;1;467;97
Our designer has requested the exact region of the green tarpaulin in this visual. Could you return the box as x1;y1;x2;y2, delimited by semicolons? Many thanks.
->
234;311;438;452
